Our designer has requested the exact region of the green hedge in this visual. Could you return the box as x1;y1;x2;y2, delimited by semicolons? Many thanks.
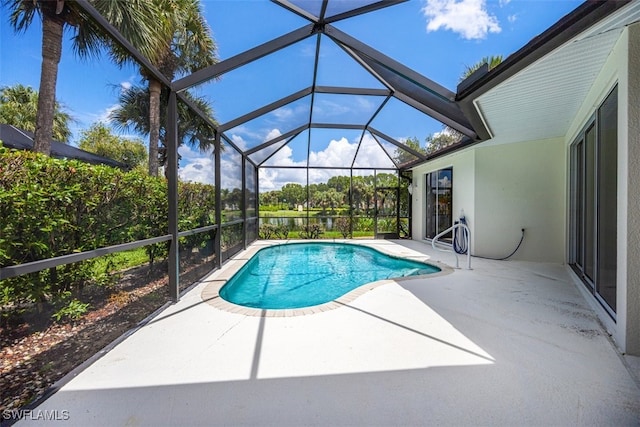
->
0;145;215;314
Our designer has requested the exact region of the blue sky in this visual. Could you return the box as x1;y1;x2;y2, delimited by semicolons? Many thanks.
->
1;0;583;188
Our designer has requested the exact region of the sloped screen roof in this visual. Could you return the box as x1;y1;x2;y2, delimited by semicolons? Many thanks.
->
170;0;480;173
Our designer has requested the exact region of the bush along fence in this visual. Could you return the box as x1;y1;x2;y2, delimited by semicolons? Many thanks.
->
0;145;216;324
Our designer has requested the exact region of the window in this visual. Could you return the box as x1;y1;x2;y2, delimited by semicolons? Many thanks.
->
425;168;453;240
570;85;617;315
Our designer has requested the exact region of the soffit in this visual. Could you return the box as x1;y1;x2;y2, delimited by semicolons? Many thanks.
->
475;2;640;146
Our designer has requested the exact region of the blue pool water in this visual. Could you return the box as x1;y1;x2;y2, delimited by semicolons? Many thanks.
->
219;242;440;309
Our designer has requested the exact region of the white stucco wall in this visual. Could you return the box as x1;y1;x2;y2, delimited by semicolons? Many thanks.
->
625;20;640;356
474;138;565;262
411;138;565;263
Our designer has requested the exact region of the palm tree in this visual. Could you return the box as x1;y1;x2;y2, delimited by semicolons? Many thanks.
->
461;55;503;82
0;84;73;142
109;84;217;167
2;0;166;155
110;0;218;176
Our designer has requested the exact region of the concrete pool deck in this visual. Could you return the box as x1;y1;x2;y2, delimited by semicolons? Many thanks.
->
18;240;640;426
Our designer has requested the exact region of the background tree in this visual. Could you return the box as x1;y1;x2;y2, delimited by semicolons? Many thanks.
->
424;131;462;155
110;0;218;176
259;190;280;207
376;173;399;188
432;55;505;155
325;188;343;214
461;55;503;82
312;190;329;214
393;136;425;164
2;0;166;155
0;84;73;142
351;176;374;214
327;175;350;194
109;84;216;170
280;183;305;208
312;189;343;214
78;122;147;169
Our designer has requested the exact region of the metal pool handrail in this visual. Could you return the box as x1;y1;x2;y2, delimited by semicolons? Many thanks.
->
431;223;471;270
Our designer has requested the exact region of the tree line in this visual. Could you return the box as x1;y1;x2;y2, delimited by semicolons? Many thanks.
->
259;173;406;215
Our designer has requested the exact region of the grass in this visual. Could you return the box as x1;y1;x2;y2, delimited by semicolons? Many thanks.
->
320;231;374;239
259;209;353;218
93;248;150;274
260;209;318;218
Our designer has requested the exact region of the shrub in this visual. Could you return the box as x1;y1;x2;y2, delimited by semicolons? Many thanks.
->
354;217;374;232
221;223;243;252
51;296;90;322
259;224;277;239
0;145;216;315
275;224;289;239
299;224;324;239
335;217;351;238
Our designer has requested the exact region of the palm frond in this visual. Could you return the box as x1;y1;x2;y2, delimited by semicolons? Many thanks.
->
3;0;38;32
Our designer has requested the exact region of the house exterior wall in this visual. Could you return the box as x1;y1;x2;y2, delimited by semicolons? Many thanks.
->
474;139;565;262
411;23;639;355
625;21;640;356
411;137;565;263
562;24;638;355
411;149;475;253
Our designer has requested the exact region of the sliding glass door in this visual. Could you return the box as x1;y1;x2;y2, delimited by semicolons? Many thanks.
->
570;85;617;315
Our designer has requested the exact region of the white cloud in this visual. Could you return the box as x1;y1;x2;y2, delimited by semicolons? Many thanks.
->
272;106;294;121
314;99;352;118
188;127;403;191
97;103;120;123
259;167;307;192
352;133;395;168
355;96;375;111
221;155;243;190
507;14;517;23
422;0;501;40
258;131;396;191
179;144;214;160
227;127;282;152
265;128;283;141
178;145;215;184
227;125;262;140
179;159;214;185
231;134;248;150
309;137;357;167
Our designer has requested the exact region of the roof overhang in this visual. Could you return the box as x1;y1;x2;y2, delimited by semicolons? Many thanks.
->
453;0;639;148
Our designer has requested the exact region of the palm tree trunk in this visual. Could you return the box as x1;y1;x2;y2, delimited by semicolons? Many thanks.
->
148;79;162;176
34;14;63;155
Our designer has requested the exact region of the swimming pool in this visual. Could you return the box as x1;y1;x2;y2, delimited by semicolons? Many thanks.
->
218;242;440;309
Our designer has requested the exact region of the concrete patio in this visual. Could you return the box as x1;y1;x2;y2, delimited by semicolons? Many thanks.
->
19;240;640;426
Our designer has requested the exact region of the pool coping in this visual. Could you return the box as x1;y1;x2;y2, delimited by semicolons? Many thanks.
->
200;239;454;317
